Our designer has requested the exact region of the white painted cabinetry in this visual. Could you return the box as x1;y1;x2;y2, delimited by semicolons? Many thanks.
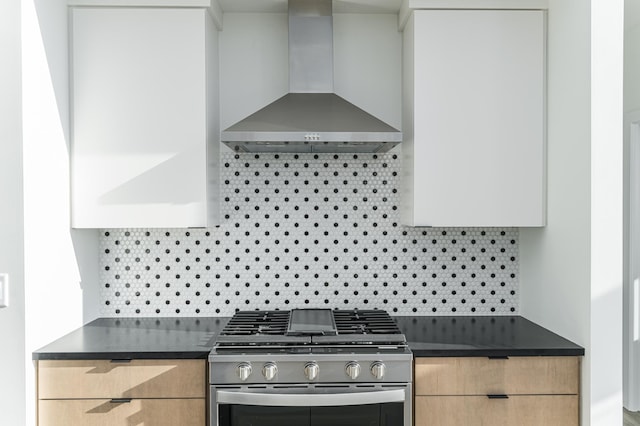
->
402;9;546;227
70;7;220;228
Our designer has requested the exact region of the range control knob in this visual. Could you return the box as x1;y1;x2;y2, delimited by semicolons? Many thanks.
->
304;362;319;381
237;363;252;381
370;362;386;380
345;362;361;380
263;362;278;381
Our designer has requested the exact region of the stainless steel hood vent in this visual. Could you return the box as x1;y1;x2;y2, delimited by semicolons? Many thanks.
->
221;0;402;153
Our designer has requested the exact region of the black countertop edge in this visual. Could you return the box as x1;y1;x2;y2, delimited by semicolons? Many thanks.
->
33;351;211;361
410;348;585;357
32;316;229;361
32;315;585;361
397;315;585;358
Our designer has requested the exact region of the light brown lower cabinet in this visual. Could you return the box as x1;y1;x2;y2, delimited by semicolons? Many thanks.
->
38;398;205;426
36;359;206;425
415;395;579;426
414;356;580;426
37;359;205;399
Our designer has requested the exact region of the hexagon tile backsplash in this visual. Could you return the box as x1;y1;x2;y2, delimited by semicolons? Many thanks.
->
100;153;519;317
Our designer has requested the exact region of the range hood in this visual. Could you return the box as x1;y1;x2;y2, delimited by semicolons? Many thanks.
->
221;0;402;153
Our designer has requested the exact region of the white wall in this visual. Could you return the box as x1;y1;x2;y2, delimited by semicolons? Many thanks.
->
589;1;624;423
219;13;288;137
520;0;624;425
623;0;640;411
333;13;402;131
0;0;26;424
22;0;100;423
519;0;591;358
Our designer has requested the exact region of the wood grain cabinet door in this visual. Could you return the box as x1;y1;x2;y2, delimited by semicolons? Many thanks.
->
415;395;579;426
38;398;205;426
413;356;580;426
38;359;206;399
415;356;579;396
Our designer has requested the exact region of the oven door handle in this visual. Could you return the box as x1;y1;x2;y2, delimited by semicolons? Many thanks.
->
216;388;406;407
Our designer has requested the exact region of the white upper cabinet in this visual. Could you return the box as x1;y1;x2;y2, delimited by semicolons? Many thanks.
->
70;7;220;228
401;9;546;227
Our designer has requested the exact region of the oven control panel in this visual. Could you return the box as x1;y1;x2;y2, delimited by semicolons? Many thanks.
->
210;353;412;385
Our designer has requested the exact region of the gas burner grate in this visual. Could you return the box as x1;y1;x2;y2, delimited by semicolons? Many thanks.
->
333;309;402;335
220;310;291;336
216;309;406;347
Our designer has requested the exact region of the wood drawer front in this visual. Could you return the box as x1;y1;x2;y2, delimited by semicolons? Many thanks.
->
415;395;578;426
415;356;579;396
38;359;205;399
38;398;205;426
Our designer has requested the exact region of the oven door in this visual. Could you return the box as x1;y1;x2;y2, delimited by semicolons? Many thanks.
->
210;383;412;426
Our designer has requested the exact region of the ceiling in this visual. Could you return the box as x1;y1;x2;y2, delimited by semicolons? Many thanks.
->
218;1;640;25
218;0;404;14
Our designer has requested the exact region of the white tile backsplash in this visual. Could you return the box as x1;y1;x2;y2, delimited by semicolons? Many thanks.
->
100;153;519;316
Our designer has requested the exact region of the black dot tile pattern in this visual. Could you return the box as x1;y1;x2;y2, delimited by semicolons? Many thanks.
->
100;153;519;316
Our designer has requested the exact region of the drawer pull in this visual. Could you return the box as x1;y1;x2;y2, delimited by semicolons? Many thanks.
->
110;359;132;363
110;398;132;404
487;394;509;399
487;356;509;360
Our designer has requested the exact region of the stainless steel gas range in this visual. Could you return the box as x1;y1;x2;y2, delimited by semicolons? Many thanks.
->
208;309;413;426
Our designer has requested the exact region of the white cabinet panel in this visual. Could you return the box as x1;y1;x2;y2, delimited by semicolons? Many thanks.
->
402;10;546;227
71;7;219;228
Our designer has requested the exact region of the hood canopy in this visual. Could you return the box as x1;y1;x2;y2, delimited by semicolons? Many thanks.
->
221;0;402;153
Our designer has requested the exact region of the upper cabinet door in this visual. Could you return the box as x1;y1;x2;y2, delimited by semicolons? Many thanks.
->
402;10;546;227
71;7;219;228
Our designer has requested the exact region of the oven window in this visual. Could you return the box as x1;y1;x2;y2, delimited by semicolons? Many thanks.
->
218;403;403;426
311;403;403;426
222;405;309;426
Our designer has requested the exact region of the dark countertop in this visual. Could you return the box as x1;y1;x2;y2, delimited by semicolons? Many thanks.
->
33;315;584;360
397;316;585;357
32;317;230;360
